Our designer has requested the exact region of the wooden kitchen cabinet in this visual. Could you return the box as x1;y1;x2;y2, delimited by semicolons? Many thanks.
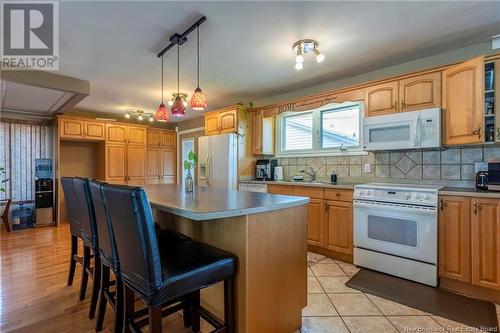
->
307;198;325;247
364;81;399;117
442;56;484;145
438;196;471;283
105;144;127;184
126;146;146;185
268;184;294;195
219;110;237;134
471;197;500;290
205;114;221;135
147;129;161;146
106;124;128;144
203;105;246;136
160;148;176;184
161;131;176;148
59;118;104;141
127;126;146;146
146;147;161;184
147;129;175;148
252;110;275;155
399;72;441;112
325;200;353;255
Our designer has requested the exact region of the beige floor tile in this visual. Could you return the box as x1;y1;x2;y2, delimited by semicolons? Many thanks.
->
336;261;361;276
308;276;324;293
366;294;426;316
302;293;339;317
317;276;361;293
307;267;314;277
310;263;347;277
301;317;349;333
308;252;326;265
431;316;486;332
327;293;382;316
387;316;444;333
342;316;398;333
318;257;336;264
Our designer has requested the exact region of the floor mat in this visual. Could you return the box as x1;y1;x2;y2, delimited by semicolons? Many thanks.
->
346;269;499;333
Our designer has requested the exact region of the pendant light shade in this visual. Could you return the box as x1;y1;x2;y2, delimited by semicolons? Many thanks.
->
171;44;185;117
190;26;207;111
154;55;170;122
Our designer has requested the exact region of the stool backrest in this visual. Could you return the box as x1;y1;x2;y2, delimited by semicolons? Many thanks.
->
72;177;98;249
89;180;119;271
61;177;81;236
101;184;163;294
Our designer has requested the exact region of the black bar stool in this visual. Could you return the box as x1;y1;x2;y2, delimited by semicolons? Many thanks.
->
61;177;100;319
101;184;236;333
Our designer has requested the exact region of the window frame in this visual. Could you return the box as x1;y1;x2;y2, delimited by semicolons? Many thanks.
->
276;101;364;157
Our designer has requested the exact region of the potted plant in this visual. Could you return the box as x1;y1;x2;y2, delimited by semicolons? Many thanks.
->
0;167;9;216
183;151;198;192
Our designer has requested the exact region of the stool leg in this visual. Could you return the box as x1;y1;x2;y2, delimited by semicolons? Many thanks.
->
89;253;101;318
224;277;235;333
79;245;91;300
114;275;124;333
124;285;135;333
67;235;78;286
95;263;109;331
182;295;192;328
148;306;162;333
192;291;200;333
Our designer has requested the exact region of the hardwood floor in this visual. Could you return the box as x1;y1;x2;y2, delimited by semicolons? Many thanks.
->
0;224;202;333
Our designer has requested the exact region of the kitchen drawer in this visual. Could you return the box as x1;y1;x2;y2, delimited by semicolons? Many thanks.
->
268;184;294;195
324;189;353;202
294;186;324;199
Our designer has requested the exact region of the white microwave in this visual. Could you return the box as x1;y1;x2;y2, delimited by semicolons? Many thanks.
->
362;108;440;151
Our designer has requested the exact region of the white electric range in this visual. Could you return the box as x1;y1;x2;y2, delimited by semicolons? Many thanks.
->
353;183;443;286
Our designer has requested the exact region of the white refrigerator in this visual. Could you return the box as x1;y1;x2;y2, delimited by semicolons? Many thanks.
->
197;133;238;189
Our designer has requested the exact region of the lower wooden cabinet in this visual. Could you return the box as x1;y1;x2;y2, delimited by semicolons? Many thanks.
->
268;184;353;259
471;198;500;290
439;195;500;294
126;146;146;185
438;196;471;283
105;144;146;185
325;200;353;255
146;147;176;185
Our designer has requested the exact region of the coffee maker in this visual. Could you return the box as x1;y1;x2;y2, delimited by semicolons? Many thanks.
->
255;159;277;181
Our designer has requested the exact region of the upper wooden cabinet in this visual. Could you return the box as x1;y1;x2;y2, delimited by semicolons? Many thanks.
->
442;56;484;145
438;196;471;283
147;129;176;148
106;124;128;144
203;105;246;136
364;81;399;117
252;110;275;155
399;72;441;112
471;197;500;290
147;130;161;146
127;126;146;146
364;72;441;117
161;131;176;148
59;118;105;141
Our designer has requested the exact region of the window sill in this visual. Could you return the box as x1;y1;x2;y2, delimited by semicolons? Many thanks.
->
276;150;368;158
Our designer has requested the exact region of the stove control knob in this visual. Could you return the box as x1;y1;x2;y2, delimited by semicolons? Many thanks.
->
404;193;411;199
425;194;432;200
359;190;365;196
367;190;373;196
415;193;422;200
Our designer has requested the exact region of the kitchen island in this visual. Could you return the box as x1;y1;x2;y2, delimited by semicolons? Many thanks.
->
143;184;309;333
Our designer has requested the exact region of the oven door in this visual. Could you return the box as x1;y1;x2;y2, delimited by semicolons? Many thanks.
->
363;115;418;151
353;200;437;264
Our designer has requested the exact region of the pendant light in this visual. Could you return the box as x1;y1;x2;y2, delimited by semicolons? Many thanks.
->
154;54;170;122
171;44;186;117
190;26;207;111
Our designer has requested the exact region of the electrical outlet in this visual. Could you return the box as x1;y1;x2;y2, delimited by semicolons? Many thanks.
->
364;163;371;173
475;162;488;173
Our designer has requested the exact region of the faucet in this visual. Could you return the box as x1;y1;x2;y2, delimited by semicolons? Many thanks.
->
301;166;317;182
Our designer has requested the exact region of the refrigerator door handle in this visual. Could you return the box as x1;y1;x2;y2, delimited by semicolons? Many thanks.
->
206;153;212;186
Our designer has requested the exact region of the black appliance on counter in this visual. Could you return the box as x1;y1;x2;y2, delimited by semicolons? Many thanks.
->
476;161;500;191
255;159;277;181
476;171;488;190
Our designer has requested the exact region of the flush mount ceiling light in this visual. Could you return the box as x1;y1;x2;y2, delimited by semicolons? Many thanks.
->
124;109;155;122
292;39;325;70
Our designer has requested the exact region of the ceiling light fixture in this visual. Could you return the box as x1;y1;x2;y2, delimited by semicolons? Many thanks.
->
190;26;207;111
293;39;325;70
124;109;154;122
154;54;170;122
171;44;186;117
168;93;188;106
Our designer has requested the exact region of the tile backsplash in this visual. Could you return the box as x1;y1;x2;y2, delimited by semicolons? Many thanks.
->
276;147;500;184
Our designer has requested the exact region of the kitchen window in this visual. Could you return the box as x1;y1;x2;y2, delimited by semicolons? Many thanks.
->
277;102;362;155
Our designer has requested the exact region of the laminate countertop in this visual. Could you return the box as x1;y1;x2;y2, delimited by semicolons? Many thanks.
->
439;187;500;198
143;184;309;221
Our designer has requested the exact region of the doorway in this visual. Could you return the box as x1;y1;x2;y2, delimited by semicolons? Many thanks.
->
181;138;195;185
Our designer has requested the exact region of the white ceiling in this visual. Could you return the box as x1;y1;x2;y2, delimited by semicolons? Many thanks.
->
57;1;500;122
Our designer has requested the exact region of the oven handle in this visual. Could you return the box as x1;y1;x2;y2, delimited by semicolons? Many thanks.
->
353;200;437;215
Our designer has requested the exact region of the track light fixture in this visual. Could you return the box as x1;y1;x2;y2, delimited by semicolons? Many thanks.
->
292;39;325;70
124;109;155;122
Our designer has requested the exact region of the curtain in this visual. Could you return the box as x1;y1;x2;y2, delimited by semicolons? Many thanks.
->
0;119;51;203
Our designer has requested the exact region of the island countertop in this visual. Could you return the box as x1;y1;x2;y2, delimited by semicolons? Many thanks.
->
143;184;309;221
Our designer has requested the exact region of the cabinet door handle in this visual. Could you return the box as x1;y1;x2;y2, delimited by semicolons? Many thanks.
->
439;198;447;211
401;101;406;110
325;204;329;213
473;201;479;214
472;127;481;139
391;102;398;111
